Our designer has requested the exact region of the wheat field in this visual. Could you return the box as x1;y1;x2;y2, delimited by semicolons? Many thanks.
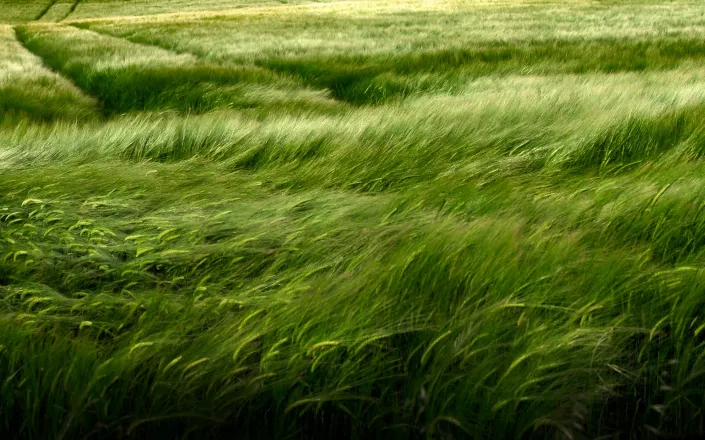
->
2;0;705;438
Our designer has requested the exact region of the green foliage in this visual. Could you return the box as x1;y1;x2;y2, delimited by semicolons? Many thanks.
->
3;0;705;439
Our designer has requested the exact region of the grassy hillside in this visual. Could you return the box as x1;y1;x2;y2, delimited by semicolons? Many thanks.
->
2;0;705;439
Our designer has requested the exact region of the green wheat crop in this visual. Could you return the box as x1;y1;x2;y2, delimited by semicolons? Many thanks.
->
2;0;705;439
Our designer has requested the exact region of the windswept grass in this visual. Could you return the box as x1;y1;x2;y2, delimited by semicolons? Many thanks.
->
80;1;705;104
3;115;705;438
0;26;97;123
15;24;340;115
4;67;705;176
3;0;705;439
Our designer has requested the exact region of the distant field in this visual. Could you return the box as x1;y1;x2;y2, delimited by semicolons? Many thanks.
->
2;0;705;439
1;0;351;22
